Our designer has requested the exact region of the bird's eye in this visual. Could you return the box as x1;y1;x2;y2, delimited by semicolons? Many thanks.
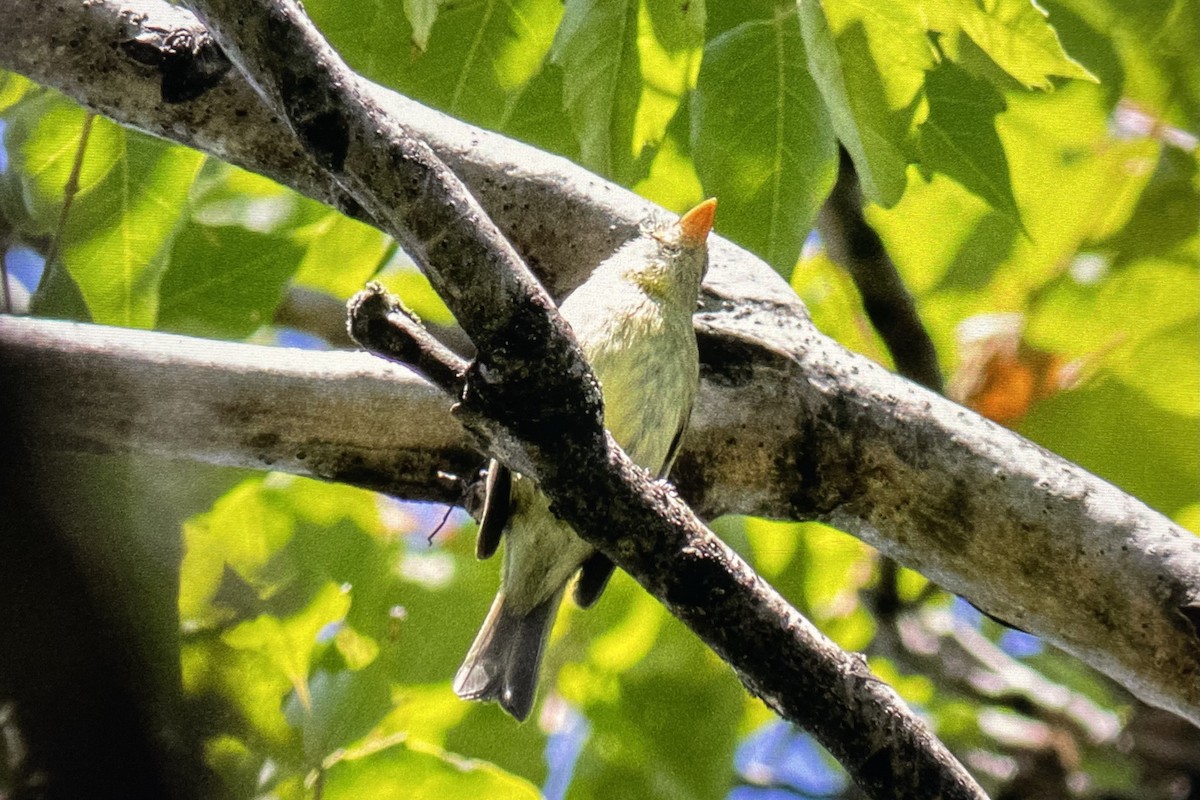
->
664;244;681;257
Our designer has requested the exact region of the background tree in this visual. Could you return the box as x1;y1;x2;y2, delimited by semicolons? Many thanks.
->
1;0;1197;799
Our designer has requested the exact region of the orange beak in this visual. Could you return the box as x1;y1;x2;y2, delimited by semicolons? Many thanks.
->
679;198;717;247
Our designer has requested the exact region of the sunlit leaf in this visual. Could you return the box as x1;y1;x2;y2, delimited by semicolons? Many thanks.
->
1020;377;1199;516
630;120;704;213
157;223;305;339
402;0;563;127
563;577;743;799
796;0;932;205
743;517;803;579
371;684;471;748
4;96;121;226
550;0;641;177
0;70;33;113
308;0;561;131
692;11;838;274
923;0;1097;90
1112;317;1199;417
791;250;893;368
918;61;1023;229
59;135;201;325
632;0;704;159
292;210;392;299
323;737;542;799
224;582;352;710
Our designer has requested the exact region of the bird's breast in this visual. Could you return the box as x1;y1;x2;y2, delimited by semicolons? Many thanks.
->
582;305;698;473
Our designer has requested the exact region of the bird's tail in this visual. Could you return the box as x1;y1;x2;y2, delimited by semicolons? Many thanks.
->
453;589;563;722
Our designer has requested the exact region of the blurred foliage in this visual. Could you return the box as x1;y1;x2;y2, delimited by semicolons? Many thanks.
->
2;0;1197;797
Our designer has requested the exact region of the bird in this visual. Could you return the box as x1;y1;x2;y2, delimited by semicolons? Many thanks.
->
452;198;717;721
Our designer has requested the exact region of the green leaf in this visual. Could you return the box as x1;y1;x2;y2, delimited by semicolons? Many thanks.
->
94;164;204;321
1101;146;1200;266
1026;258;1200;418
551;0;642;177
923;0;1098;90
370;684;471;748
494;64;580;160
292;211;392;299
691;11;838;274
323;738;542;800
792;250;894;366
6;98;204;326
188;160;300;233
796;0;933;205
303;0;409;84
743;516;802;578
630;119;705;214
0;70;33;113
3;96;121;228
1116;318;1199;417
156;223;305;339
223;582;352;711
917;61;1023;230
406;0;563;127
633;0;705;158
186;477;298;596
1020;377;1199;517
60;129;202;327
309;0;562;132
707;0;777;40
560;576;744;799
286;666;393;764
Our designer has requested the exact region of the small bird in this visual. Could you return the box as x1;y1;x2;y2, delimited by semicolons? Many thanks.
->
453;198;717;721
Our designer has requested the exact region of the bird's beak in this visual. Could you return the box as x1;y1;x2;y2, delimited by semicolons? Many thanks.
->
679;198;717;247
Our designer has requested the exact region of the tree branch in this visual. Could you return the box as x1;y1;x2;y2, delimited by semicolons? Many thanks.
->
0;315;475;500
2;0;1197;732
818;148;944;394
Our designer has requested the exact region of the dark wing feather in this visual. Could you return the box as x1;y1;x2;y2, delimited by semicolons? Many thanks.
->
659;398;693;479
573;551;617;608
476;460;511;560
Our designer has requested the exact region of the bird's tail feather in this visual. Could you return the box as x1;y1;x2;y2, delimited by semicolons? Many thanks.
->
453;589;562;722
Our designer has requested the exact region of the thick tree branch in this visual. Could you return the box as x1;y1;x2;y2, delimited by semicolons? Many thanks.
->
0;315;475;500
2;0;1197;733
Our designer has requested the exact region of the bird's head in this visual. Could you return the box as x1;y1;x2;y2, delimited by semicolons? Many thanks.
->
631;198;717;304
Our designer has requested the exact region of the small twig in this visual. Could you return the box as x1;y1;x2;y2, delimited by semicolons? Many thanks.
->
36;113;96;296
346;283;467;391
426;504;456;545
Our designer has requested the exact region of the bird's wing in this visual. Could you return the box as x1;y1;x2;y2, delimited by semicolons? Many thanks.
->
658;397;694;480
476;459;511;560
573;551;617;608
